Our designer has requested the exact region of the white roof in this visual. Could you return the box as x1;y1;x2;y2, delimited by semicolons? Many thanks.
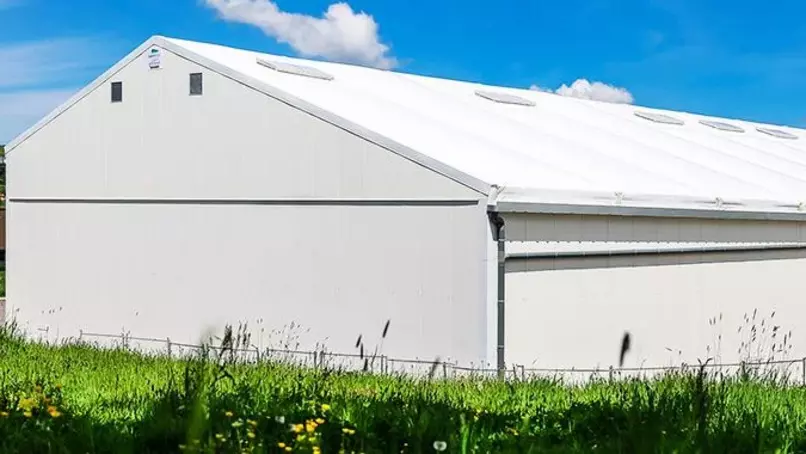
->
12;36;806;218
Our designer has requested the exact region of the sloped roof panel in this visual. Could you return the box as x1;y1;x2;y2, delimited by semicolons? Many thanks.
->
165;38;806;214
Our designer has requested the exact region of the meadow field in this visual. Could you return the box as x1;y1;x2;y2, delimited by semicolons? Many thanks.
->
2;324;806;454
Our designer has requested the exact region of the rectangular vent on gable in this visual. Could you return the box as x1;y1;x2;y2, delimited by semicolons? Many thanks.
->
256;58;334;81
699;119;744;133
475;90;536;107
111;81;123;103
756;127;798;140
634;111;684;125
189;73;203;96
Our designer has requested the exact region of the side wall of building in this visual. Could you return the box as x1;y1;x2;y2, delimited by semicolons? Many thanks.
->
7;46;490;366
505;248;806;372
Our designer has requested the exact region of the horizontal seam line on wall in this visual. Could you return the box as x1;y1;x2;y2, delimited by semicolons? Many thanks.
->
506;245;806;260
7;198;480;207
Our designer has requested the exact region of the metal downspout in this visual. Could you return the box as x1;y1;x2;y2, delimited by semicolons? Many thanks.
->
489;212;506;377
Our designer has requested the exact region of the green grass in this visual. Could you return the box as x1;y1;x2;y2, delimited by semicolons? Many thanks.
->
2;327;806;453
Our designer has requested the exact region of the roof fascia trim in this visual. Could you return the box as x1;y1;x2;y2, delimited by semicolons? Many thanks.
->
6;37;163;154
159;39;490;197
495;201;806;222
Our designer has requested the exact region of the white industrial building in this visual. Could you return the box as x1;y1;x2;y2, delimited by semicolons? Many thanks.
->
6;36;806;372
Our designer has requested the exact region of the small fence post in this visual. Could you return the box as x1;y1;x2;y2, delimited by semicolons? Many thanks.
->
78;330;83;342
313;351;318;369
802;357;805;386
166;338;172;358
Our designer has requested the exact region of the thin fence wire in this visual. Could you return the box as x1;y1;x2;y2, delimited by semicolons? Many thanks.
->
75;331;806;384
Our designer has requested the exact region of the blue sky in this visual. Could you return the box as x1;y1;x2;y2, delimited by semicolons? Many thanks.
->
1;0;805;143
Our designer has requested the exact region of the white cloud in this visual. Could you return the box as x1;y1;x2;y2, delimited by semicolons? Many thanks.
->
205;0;396;69
531;79;634;104
0;89;76;143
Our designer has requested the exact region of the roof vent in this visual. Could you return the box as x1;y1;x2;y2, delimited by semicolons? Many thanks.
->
256;58;334;81
699;119;744;133
634;111;684;125
756;127;798;140
475;90;535;107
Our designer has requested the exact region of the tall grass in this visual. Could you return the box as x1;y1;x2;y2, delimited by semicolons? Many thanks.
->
2;324;806;453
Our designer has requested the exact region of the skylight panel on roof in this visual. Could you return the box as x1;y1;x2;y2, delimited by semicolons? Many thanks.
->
756;127;798;140
474;90;535;107
634;111;684;125
699;119;744;133
256;58;334;81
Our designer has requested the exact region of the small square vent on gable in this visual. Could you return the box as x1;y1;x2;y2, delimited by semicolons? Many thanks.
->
756;127;798;140
634;111;684;125
474;90;536;107
256;58;334;81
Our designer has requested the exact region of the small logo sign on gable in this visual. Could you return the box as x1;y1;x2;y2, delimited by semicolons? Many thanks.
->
148;47;161;69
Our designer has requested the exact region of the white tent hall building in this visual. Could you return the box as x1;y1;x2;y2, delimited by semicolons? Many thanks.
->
6;36;806;372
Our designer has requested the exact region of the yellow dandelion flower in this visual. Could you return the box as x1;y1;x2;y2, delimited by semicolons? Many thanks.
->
215;433;224;440
232;420;243;428
291;423;304;433
284;447;293;452
0;411;9;417
247;419;258;427
320;404;331;412
247;431;256;439
297;434;307;442
47;406;62;418
225;410;234;417
18;397;36;412
23;411;32;418
313;448;321;454
315;417;325;425
277;443;287;448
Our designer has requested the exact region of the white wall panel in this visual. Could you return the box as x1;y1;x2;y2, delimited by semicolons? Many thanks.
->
506;254;806;371
8;202;487;365
503;213;806;244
